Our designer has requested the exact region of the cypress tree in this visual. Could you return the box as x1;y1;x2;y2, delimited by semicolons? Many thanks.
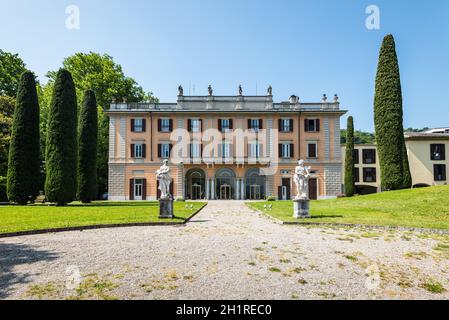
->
45;69;78;205
374;34;408;191
344;116;355;197
402;141;412;188
6;71;40;204
77;90;98;203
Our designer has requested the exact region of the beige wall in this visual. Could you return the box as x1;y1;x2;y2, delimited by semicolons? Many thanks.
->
406;140;449;186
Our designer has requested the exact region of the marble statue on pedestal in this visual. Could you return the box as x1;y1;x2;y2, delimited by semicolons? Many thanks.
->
293;160;311;200
156;159;171;199
156;160;174;218
293;160;312;218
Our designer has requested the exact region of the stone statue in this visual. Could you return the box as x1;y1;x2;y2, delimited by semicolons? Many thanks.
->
208;85;213;96
178;85;183;96
267;85;272;96
293;160;311;200
238;84;243;96
156;159;171;200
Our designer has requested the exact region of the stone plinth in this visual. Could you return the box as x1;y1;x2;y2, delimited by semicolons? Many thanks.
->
293;199;310;219
159;198;174;219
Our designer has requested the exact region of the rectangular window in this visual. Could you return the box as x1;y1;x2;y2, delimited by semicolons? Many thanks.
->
304;119;320;132
354;168;360;183
249;142;260;158
363;168;377;183
353;149;359;164
434;164;446;181
280;119;292;132
160;119;171;132
220;119;232;132
222;142;231;159
308;143;317;158
134;119;144;132
134;144;143;158
363;149;376;164
249;119;262;131
281;143;291;158
190;143;201;159
161;144;170;158
431;144;446;161
191;119;201;132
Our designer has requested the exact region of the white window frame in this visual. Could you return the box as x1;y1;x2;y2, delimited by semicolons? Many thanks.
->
281;143;291;158
307;119;317;132
161;143;170;158
134;143;143;158
249;142;260;158
134;178;143;200
307;142;318;158
134;118;144;132
191;119;201;133
221;119;231;132
222;142;231;159
160;118;171;132
191;142;201;159
250;119;260;131
281;119;291;132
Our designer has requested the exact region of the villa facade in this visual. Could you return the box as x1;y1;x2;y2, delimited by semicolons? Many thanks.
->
106;87;346;201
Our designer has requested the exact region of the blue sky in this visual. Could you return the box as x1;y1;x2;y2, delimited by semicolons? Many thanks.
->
0;0;448;131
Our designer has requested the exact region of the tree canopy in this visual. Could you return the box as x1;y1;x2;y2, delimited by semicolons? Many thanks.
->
0;49;28;97
43;52;158;197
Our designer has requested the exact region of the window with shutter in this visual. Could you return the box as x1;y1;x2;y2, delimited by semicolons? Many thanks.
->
307;143;317;158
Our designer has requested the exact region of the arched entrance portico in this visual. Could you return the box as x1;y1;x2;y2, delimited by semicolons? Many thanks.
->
245;168;266;200
185;168;206;200
215;168;236;200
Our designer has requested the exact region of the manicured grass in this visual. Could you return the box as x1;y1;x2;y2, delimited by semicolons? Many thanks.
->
247;185;449;230
0;201;206;234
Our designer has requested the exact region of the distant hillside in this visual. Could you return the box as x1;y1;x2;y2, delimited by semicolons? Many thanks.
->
341;129;375;144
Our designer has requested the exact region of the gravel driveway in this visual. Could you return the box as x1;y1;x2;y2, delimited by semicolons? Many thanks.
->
1;201;449;300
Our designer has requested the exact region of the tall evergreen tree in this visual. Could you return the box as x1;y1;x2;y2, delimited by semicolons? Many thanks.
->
45;69;78;205
374;34;409;190
6;72;40;204
344;116;355;197
402;141;412;188
77;90;98;203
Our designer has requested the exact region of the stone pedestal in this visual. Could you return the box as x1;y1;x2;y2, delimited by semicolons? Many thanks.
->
159;198;174;219
293;199;310;219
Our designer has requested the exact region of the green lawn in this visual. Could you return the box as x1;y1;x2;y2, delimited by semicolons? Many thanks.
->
0;201;206;234
248;185;449;230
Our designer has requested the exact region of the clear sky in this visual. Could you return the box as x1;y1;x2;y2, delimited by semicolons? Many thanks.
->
1;0;448;131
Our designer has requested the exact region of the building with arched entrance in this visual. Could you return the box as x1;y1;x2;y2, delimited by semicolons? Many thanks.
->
106;88;345;200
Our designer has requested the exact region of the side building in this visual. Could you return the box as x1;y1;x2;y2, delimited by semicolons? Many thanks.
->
106;87;347;201
341;131;449;194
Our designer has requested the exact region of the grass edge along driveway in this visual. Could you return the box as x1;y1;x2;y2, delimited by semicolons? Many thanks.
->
247;185;449;230
0;201;206;234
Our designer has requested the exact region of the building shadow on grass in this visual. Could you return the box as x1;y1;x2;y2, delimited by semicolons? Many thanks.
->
0;242;58;299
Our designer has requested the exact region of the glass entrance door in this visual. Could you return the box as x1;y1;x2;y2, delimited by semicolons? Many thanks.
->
249;185;261;200
191;184;202;200
220;184;232;200
134;179;143;200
